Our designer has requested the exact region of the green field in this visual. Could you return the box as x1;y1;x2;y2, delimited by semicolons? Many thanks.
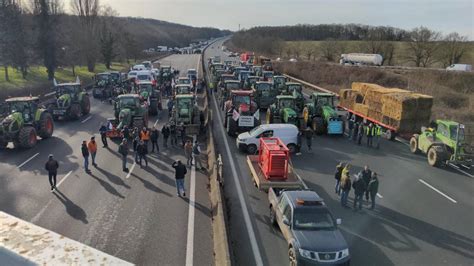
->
0;62;128;92
284;41;474;67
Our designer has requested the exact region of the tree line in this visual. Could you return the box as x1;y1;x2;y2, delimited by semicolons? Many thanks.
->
231;24;470;67
0;0;227;82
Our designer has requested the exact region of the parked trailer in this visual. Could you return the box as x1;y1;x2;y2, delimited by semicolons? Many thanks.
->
340;53;383;66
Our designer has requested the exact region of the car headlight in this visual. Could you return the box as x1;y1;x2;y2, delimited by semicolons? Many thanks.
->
298;248;313;259
340;248;350;258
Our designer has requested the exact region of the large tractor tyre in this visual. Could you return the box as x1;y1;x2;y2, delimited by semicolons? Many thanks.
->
312;117;326;135
427;146;447;167
287;143;297;154
132;119;144;130
38;112;54;139
69;103;82;120
409;136;419;154
19;126;37;149
92;88;100;99
0;139;7;149
149;99;158;115
266;110;273;124
81;96;91;115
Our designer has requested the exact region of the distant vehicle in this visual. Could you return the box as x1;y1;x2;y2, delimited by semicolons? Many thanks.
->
268;188;350;265
446;64;472;72
237;124;300;154
289;58;297;62
136;70;156;86
228;52;237;57
340;53;383;66
127;71;138;80
187;69;198;80
141;61;152;70
132;64;146;71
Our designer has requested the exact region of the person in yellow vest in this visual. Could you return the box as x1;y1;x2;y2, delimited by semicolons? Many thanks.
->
140;127;150;148
374;124;382;149
366;123;375;147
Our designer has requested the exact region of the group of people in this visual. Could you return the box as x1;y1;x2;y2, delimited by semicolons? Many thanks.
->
347;114;382;148
335;163;379;211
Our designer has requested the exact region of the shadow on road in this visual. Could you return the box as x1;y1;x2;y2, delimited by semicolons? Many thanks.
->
53;189;88;224
131;173;172;197
88;172;125;199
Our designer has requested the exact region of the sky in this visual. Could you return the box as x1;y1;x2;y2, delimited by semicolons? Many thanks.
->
101;0;474;39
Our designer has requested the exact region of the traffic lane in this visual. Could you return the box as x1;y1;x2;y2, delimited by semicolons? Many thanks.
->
209;94;290;266
293;135;474;265
158;54;201;76
0;97;115;220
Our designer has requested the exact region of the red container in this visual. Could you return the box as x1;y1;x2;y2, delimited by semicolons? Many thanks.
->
258;138;289;180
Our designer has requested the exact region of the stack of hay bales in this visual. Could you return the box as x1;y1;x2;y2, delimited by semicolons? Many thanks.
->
338;82;433;133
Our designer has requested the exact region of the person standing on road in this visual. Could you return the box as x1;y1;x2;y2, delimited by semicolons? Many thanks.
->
193;140;204;170
352;121;359;142
150;127;159;153
122;125;131;141
140;127;150;148
45;154;59;192
304;126;313;151
137;140;148;168
170;122;178;146
357;123;364;145
367;172;379;210
340;170;351;208
172;160;187;197
179;123;187;147
99;123;108;148
81;141;90;173
334;162;344;195
361;165;372;201
366;123;374;147
119;139;129;172
88;137;98;167
347;115;355;139
374;124;382;149
167;99;174;117
162;124;170;148
352;173;367;211
184;140;193;167
132;130;140;163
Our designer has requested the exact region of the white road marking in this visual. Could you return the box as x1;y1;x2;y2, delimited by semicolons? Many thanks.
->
377;193;383;199
126;162;136;179
44;92;56;97
460;164;470;170
56;170;73;188
81;116;92;123
418;179;457;203
153;118;160;128
18;153;40;168
211;89;264;266
185;135;197;266
449;163;474;178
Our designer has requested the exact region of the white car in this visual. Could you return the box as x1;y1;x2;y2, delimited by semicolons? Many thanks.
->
236;124;300;154
136;70;156;85
128;71;138;80
132;64;146;71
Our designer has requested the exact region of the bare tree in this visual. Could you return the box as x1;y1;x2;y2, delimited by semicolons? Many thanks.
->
319;39;341;62
438;32;468;67
71;0;100;72
406;26;440;67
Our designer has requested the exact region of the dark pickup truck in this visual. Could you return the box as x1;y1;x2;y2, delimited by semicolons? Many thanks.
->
269;188;350;265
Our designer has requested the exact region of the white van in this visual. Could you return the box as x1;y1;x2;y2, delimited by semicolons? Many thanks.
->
236;124;300;154
446;64;472;72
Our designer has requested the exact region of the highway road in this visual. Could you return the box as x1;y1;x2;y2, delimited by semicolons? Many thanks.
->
205;39;474;265
0;54;213;265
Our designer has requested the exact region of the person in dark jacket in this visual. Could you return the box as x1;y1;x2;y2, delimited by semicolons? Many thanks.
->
137;140;148;168
162;124;170;148
352;121;359;141
340;172;351;207
118;139;129;172
347;115;355;139
361;165;372;201
304;126;313;151
172;160;188;197
45;154;59;192
334;162;344;195
352;174;367;210
150;127;159;153
132;129;140;163
81;141;90;173
122;125;131;141
170;122;177;146
99;123;108;148
367;172;379;210
357;123;364;145
179;124;187;147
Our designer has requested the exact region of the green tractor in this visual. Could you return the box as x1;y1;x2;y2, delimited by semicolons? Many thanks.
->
283;82;305;112
159;65;173;84
410;120;474;167
49;78;90;120
138;81;162;115
253;81;278;109
92;72;113;99
273;75;287;93
302;92;344;135
266;95;302;128
0;97;54;149
110;94;149;132
171;94;200;135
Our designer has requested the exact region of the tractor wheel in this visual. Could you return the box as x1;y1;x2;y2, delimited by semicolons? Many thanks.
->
19;126;37;148
69;103;81;120
312;117;325;135
409;136;419;154
287;144;297;154
38;112;54;139
81;96;91;115
149;99;158;115
247;144;257;155
266;109;273;124
427;146;447;167
0;139;7;149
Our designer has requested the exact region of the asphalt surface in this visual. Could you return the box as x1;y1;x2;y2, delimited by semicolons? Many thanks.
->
0;54;213;266
205;40;474;265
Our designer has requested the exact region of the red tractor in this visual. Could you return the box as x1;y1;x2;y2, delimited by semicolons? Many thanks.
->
223;90;260;136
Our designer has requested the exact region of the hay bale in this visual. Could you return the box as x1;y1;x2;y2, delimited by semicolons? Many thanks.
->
382;93;433;120
352;83;386;95
368;109;383;121
354;103;369;116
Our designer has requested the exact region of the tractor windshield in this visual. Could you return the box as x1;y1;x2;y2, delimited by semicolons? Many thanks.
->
450;125;462;141
8;102;29;113
317;96;334;107
256;83;272;96
178;98;192;109
233;95;251;106
287;84;302;93
279;98;295;109
226;83;240;90
139;84;153;92
177;86;191;94
96;74;109;81
56;85;77;94
119;98;139;108
178;79;191;85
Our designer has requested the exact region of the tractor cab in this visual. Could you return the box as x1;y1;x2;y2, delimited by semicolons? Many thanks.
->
94;73;112;87
221;80;242;102
116;94;141;110
55;83;81;99
110;71;121;84
311;93;336;110
175;84;193;96
253;81;277;109
5;97;40;123
174;95;197;125
233;67;247;79
277;95;297;110
177;77;191;85
252;65;263;76
273;76;287;92
219;74;235;87
138;81;154;99
244;76;260;89
262;71;274;81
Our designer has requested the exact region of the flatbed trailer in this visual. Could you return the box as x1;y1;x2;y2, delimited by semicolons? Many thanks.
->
247;155;304;192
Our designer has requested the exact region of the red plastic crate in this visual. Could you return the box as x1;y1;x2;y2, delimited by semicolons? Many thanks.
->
258;138;289;180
